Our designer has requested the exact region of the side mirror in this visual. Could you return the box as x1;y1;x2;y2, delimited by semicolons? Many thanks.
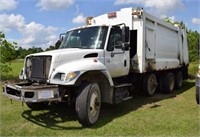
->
19;67;24;80
122;26;130;51
59;33;66;42
122;26;130;43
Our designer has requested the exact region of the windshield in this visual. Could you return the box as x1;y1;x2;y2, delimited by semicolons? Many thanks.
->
60;26;108;49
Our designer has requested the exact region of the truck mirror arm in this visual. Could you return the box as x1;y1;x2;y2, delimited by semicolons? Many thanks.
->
122;43;130;51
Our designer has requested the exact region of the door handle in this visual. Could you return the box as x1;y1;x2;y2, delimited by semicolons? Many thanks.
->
124;60;127;67
110;51;125;57
111;52;115;57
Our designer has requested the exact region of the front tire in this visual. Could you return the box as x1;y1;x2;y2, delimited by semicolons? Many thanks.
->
76;82;101;127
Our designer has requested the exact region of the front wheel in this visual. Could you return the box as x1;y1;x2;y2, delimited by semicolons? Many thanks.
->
75;82;101;127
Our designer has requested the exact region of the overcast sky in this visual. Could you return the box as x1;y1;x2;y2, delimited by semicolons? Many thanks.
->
0;0;199;49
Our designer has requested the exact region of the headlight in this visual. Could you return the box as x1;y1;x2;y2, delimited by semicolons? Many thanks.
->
56;71;80;82
66;71;80;82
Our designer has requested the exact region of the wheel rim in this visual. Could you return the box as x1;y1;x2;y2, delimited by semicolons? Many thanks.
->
89;90;100;117
89;92;99;117
147;74;157;95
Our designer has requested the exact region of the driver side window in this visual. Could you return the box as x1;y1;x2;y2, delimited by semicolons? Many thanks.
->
107;28;122;51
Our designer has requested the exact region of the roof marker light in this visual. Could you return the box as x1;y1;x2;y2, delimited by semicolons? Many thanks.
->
86;16;93;25
107;12;117;18
132;11;140;16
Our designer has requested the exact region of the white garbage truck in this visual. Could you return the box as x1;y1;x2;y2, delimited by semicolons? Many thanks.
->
3;7;189;126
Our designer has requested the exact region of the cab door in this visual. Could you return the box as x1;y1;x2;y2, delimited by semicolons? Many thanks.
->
105;27;130;78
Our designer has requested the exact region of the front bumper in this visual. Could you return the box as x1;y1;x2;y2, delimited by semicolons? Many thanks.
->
3;83;61;103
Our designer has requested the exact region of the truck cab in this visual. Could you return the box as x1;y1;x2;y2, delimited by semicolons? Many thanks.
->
58;25;130;79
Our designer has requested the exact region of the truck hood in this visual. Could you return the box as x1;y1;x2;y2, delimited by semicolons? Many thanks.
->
28;48;104;64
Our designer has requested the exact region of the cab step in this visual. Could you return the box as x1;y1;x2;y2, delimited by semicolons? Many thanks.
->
114;83;132;88
123;96;133;101
114;96;133;104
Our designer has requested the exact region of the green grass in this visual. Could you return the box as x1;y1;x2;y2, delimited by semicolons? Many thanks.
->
1;60;24;81
0;80;199;136
0;61;199;136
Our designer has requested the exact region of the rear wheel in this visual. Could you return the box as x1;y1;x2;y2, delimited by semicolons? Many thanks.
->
175;71;183;89
156;74;163;93
143;73;157;96
162;72;175;93
26;102;48;110
76;82;101;127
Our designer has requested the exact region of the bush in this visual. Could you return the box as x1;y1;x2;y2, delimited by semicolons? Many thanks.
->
0;32;17;74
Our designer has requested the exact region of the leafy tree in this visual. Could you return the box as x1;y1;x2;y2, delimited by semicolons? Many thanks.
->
55;40;61;49
187;30;199;62
16;46;28;59
46;45;56;51
27;46;43;54
163;17;186;29
0;32;17;73
46;40;61;51
16;46;44;59
164;17;173;24
0;34;17;61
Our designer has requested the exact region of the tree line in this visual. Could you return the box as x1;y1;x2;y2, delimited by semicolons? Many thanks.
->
16;40;61;59
0;31;61;73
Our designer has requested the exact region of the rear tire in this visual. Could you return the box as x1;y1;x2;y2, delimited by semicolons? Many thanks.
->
162;72;175;93
76;82;101;127
143;73;157;96
26;102;48;110
175;71;183;89
156;74;163;93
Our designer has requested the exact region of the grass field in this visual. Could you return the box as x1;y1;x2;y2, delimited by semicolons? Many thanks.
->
1;60;24;81
0;60;199;136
